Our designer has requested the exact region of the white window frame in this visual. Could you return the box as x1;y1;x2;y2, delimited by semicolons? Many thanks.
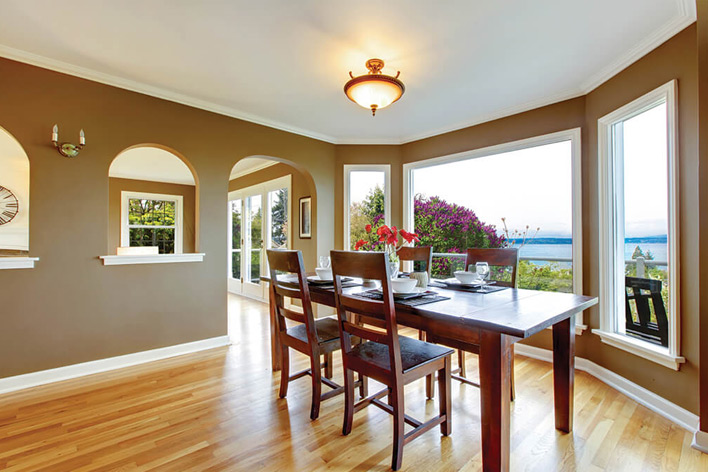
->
343;164;391;251
121;191;184;255
594;80;683;370
402;128;585;333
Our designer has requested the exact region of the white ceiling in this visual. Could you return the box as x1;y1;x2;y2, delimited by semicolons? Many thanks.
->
109;147;195;185
0;1;696;144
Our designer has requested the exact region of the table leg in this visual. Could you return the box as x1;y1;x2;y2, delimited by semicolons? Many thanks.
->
269;285;282;372
479;330;512;472
552;314;575;432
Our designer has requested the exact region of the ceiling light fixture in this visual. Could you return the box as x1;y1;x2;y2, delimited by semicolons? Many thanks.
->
344;59;405;116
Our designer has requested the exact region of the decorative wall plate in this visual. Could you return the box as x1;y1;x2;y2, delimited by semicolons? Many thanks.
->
0;185;19;225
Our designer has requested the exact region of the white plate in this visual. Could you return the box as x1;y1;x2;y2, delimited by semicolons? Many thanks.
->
438;277;483;288
307;275;333;283
376;287;430;297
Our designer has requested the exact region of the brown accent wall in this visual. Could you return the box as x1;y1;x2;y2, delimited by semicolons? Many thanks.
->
108;178;196;254
697;1;708;433
228;163;317;269
395;25;699;413
0;57;335;379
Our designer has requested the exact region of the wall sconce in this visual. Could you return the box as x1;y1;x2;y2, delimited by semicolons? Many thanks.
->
52;124;86;158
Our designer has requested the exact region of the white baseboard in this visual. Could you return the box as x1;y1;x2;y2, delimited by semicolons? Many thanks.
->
0;335;231;395
692;430;708;454
514;343;701;435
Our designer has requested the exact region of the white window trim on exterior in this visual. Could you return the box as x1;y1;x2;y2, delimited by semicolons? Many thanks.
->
402;128;586;333
594;80;683;370
120;191;184;255
343;164;391;251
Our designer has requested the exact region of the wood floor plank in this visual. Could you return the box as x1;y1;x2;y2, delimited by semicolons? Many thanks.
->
0;294;704;471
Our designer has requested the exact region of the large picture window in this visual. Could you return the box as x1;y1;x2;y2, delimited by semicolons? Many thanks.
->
121;191;183;254
596;81;682;369
403;129;583;328
344;165;391;250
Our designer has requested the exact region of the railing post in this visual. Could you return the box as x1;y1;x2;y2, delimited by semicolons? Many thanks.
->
636;256;645;278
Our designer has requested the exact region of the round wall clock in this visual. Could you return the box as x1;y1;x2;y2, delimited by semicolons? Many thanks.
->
0;185;19;225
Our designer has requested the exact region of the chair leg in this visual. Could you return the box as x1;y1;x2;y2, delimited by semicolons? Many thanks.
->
278;343;290;398
310;355;322;420
358;373;368;398
342;368;355;436
391;385;406;471
458;350;466;377
510;345;516;402
324;352;333;379
439;358;452;436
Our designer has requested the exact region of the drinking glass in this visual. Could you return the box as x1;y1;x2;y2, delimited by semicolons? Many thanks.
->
476;262;490;293
319;256;331;269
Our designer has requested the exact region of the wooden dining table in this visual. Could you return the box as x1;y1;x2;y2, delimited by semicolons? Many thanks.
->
262;276;598;471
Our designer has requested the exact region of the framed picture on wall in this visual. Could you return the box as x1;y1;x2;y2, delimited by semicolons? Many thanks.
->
299;196;311;239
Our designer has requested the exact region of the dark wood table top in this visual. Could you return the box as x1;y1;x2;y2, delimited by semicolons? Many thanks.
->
261;276;597;339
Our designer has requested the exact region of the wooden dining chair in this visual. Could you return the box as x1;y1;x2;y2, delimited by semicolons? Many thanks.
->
267;249;346;420
331;250;453;471
397;245;433;277
428;247;519;400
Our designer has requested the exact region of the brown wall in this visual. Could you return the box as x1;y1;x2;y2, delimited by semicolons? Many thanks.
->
228;163;317;269
698;1;708;433
108;178;197;254
0;57;335;379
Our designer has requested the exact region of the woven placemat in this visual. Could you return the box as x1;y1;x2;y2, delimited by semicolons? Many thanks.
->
352;290;450;307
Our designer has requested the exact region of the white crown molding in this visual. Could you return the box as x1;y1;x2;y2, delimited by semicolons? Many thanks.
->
0;44;339;144
0;256;38;269
229;160;278;180
514;343;700;435
0;335;231;395
0;1;696;146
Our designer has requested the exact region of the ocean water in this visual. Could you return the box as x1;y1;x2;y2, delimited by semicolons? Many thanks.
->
517;242;668;264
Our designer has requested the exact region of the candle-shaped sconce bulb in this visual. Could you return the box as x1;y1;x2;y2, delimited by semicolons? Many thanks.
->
79;129;85;145
52;124;58;142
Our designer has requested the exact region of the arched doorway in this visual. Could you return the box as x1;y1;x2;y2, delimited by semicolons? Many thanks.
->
0;126;30;257
227;156;316;300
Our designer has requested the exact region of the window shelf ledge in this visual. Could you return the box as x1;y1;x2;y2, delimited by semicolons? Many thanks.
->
0;257;39;270
592;329;685;370
99;253;205;266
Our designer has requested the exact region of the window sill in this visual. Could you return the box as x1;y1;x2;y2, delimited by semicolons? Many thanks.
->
99;253;205;266
592;329;685;370
0;257;39;269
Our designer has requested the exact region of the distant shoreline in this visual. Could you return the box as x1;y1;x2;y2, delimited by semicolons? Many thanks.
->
512;235;668;245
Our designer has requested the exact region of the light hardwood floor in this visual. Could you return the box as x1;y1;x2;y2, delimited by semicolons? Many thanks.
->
0;294;705;471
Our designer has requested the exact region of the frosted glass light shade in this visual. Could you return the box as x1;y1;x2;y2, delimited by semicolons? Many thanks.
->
344;59;405;116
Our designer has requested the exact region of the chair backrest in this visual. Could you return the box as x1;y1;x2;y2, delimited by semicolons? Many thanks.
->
266;249;318;345
624;276;668;347
330;250;402;374
397;246;433;276
464;248;519;288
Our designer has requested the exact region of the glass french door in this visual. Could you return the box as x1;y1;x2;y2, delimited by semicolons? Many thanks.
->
228;176;291;299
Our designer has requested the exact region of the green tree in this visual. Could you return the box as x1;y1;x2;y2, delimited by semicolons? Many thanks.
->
271;188;288;248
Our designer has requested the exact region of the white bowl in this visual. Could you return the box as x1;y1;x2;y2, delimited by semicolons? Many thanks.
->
454;271;479;284
390;278;418;293
315;267;333;281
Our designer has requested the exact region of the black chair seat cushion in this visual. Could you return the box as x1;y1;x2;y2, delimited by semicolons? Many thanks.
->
350;336;453;374
287;316;340;344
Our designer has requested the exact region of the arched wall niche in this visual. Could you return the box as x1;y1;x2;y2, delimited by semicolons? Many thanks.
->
0;125;30;256
108;144;199;255
228;155;318;271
